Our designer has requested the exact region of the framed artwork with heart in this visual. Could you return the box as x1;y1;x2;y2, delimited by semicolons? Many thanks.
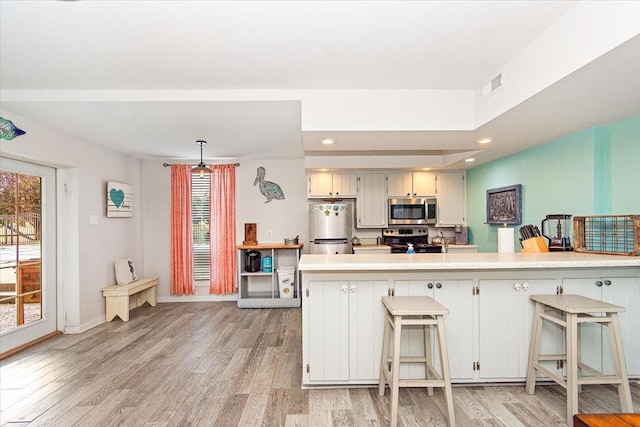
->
107;181;134;217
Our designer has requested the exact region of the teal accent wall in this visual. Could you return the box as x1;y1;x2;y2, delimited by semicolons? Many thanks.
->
466;115;640;252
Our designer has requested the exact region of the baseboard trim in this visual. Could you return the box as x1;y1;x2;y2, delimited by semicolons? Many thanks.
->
157;295;237;303
0;330;63;361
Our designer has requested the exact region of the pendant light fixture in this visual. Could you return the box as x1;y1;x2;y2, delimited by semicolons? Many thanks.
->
192;140;212;178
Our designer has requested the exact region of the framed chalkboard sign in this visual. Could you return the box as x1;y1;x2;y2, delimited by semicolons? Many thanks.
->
486;184;522;225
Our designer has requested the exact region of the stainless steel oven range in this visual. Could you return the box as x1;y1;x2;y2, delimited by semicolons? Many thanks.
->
382;227;443;253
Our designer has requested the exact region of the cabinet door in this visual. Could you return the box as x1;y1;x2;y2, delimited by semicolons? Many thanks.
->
393;280;430;378
392;280;474;381
356;173;387;228
412;172;436;197
308;172;333;198
349;281;391;381
435;171;466;226
386;173;413;197
431;280;475;381
603;277;640;376
307;281;350;381
563;276;640;376
331;173;358;197
478;279;559;380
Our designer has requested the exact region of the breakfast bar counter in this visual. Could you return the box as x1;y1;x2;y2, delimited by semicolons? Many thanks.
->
299;251;640;271
299;252;640;387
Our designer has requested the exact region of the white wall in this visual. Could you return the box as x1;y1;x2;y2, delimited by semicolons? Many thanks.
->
0;109;144;333
142;157;308;301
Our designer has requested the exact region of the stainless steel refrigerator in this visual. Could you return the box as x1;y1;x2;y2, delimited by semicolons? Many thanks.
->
309;203;353;254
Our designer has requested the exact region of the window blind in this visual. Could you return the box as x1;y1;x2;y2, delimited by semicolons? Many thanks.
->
191;173;210;280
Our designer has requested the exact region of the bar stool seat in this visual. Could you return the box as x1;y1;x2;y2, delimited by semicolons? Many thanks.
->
378;296;455;427
525;294;633;426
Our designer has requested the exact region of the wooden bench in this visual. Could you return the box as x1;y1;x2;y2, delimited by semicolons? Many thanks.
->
101;277;159;322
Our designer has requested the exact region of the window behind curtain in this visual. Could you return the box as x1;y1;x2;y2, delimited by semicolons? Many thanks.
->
191;173;210;280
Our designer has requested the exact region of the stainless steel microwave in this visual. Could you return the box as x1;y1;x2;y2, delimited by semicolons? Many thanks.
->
388;198;437;225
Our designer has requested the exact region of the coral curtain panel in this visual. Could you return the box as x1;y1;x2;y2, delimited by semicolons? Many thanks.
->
209;164;237;295
170;164;195;295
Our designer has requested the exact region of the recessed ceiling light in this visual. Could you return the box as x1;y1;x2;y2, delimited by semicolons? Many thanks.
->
322;139;334;145
465;158;476;162
477;138;492;144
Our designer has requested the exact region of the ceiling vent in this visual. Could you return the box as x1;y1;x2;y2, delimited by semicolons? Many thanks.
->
480;71;504;100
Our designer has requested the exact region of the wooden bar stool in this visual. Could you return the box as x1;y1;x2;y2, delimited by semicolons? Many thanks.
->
378;296;455;427
525;294;633;426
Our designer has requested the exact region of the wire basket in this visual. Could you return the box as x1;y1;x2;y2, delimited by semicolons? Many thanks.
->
573;215;640;256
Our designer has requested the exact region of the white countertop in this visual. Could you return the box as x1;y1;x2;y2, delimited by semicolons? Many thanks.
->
298;252;640;271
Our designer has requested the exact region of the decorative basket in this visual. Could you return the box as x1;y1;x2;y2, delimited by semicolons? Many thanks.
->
573;215;640;256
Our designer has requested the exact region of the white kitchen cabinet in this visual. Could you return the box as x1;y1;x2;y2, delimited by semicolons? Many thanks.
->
300;257;640;387
356;173;387;228
435;171;466;226
394;279;475;381
477;279;560;381
305;280;390;383
307;172;358;198
562;276;640;376
387;171;435;197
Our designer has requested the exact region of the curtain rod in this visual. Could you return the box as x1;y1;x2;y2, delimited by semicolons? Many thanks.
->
162;162;240;167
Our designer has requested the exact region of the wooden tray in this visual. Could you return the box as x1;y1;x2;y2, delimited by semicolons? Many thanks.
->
573;215;639;256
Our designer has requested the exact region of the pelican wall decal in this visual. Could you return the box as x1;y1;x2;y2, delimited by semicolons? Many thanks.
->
254;166;285;203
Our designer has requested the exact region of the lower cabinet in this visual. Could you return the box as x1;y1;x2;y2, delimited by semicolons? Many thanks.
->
302;270;640;386
304;278;473;384
394;279;475;381
477;279;561;381
562;276;640;376
305;280;389;383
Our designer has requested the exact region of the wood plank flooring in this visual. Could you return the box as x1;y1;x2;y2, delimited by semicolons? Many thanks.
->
1;302;639;426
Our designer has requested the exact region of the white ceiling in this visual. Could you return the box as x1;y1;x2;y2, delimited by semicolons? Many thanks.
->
1;1;639;168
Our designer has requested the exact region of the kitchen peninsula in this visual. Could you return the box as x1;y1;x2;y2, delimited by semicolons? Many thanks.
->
299;252;640;387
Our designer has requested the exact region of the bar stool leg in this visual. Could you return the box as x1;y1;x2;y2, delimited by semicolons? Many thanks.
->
526;301;544;394
379;312;392;396
424;317;434;397
436;315;456;427
608;313;633;412
566;312;579;427
390;314;403;427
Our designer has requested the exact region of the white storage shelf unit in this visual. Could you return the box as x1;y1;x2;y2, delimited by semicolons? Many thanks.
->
236;243;303;308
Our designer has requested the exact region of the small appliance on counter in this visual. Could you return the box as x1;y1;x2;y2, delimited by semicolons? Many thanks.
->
541;214;573;251
309;203;353;254
454;225;469;245
244;250;261;272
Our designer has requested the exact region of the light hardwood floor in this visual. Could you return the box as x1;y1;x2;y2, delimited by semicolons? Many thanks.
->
1;302;639;426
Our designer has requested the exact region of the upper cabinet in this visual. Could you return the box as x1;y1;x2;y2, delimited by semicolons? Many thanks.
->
356;173;387;228
308;172;358;198
435;171;466;226
387;172;436;197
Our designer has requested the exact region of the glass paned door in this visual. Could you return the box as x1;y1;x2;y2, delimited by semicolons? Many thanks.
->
0;158;56;353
